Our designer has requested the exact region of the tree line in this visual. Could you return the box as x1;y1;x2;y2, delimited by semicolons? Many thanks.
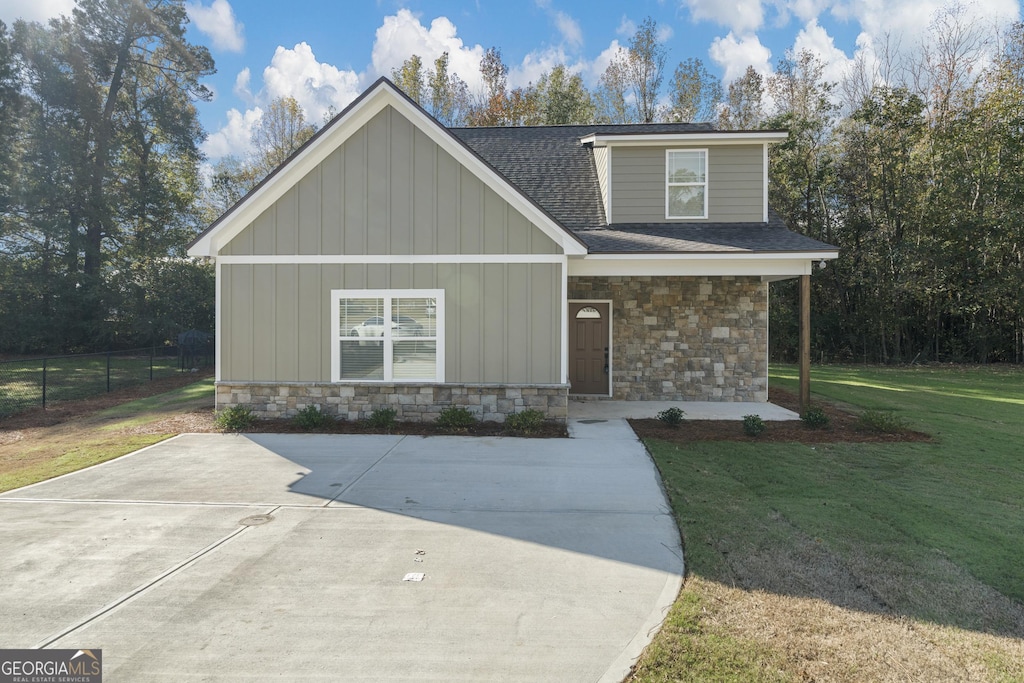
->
1;2;1021;363
0;1;215;354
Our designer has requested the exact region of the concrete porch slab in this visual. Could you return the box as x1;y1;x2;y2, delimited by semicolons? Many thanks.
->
569;399;800;421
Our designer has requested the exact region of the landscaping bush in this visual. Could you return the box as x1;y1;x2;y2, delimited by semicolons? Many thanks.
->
292;404;334;430
215;405;257;431
657;406;686;427
856;409;910;433
435;405;478;432
742;414;766;437
504;408;546;435
365;407;397;431
801;406;830;429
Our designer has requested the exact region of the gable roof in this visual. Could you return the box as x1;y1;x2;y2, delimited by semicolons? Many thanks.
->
187;78;588;257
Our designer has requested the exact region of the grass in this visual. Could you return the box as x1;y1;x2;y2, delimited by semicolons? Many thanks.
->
628;364;1024;682
0;378;214;493
0;352;185;416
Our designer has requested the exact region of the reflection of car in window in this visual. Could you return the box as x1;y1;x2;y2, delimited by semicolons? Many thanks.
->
349;316;424;338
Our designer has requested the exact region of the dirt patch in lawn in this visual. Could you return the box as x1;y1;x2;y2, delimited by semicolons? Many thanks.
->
630;386;932;444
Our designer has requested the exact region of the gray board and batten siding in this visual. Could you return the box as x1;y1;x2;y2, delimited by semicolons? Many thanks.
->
219;106;560;257
609;144;764;224
218;105;564;385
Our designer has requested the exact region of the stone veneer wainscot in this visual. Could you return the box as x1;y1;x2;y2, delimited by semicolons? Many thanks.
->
568;275;768;401
216;382;569;423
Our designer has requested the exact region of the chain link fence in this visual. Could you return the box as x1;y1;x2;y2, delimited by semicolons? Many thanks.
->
0;343;214;418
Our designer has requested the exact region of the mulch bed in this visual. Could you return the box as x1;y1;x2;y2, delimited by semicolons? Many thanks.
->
629;387;933;444
213;416;568;438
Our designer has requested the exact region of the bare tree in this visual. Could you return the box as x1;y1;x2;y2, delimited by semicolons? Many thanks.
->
668;57;722;122
718;66;764;129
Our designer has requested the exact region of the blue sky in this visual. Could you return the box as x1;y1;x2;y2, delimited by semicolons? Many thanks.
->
1;0;1020;160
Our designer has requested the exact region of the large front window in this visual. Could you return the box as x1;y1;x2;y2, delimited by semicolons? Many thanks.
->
331;290;444;382
666;149;708;219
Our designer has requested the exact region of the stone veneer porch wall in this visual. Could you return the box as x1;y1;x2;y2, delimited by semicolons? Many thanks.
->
215;382;569;423
568;276;768;401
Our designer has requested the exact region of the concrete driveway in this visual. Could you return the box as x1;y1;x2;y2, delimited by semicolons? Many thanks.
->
0;420;682;682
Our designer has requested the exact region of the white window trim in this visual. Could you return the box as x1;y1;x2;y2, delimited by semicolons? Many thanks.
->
665;148;709;220
330;289;445;383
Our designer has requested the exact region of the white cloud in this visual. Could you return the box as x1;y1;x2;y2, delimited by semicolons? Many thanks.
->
510;47;574;87
553;10;584;49
203;43;360;161
784;0;832;23
792;19;856;85
831;0;1018;44
709;32;772;83
233;67;253;104
588;39;625;84
0;0;73;24
617;16;637;37
684;0;765;34
202;106;262;159
185;0;244;53
370;9;486;93
658;24;675;43
261;42;362;123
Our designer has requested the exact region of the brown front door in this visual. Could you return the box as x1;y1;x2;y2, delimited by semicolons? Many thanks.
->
569;302;609;395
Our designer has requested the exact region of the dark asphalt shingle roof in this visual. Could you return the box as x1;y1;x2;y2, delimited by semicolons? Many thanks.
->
451;123;838;254
451;125;610;230
576;213;837;253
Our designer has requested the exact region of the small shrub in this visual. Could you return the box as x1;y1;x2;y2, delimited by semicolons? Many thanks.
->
293;404;334;430
504;409;546;435
435;405;478;432
657;406;685;427
365;407;397;431
801;406;830;430
742;414;766;437
215;405;257;431
856;409;910;433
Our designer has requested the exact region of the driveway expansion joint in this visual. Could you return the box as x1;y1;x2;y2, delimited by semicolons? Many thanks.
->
33;504;282;650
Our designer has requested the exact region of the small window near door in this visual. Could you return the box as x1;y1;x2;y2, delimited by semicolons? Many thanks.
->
575;306;601;319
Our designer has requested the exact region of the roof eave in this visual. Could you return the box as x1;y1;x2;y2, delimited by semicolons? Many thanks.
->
580;130;789;147
574;250;839;259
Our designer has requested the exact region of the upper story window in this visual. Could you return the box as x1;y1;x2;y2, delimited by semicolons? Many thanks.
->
331;289;444;382
666;149;708;219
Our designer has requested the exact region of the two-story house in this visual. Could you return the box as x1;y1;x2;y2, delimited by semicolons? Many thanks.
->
187;78;838;422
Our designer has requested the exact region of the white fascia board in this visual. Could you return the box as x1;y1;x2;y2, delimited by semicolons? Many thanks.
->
216;254;566;265
580;131;788;147
568;253;838;278
189;82;587;258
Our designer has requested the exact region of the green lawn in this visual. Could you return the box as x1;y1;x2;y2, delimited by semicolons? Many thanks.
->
0;352;185;416
629;364;1024;682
